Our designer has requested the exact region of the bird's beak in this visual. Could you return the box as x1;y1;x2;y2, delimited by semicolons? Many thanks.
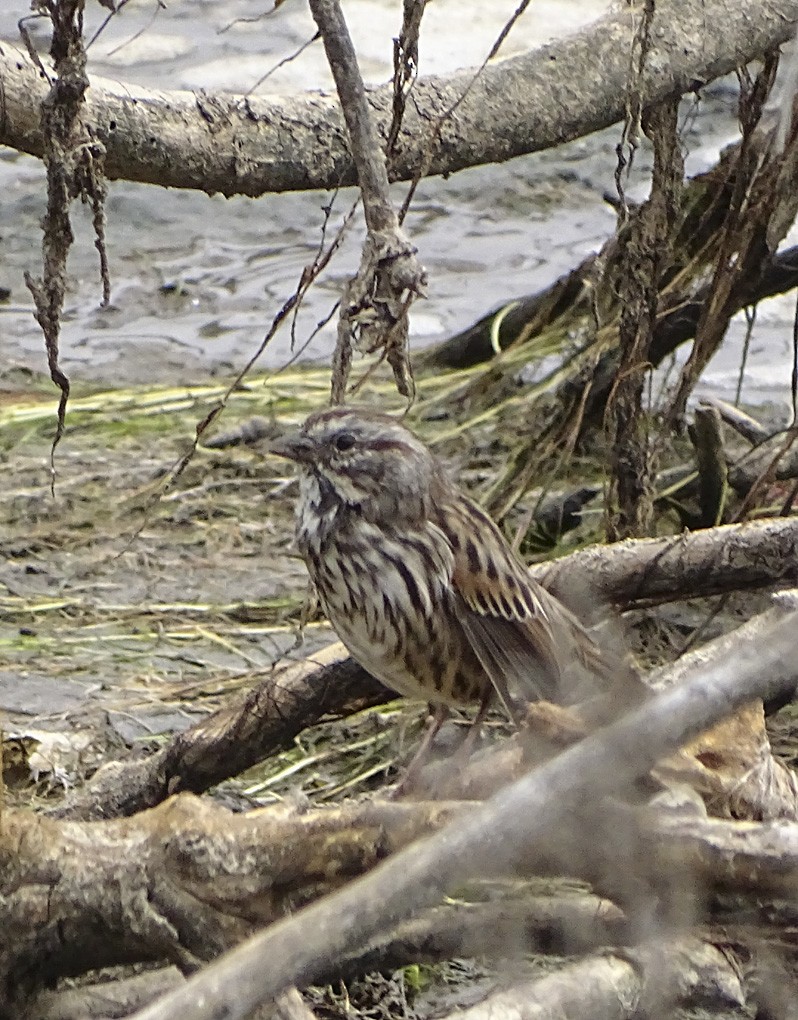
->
269;432;316;464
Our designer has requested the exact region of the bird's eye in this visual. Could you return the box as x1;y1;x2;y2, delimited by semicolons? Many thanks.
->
334;431;356;452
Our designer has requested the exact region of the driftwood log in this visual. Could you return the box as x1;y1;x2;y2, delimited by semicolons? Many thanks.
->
2;0;795;195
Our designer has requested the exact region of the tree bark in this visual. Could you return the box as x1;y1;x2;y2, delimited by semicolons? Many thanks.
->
47;642;389;822
1;0;796;195
9;789;798;1017
538;516;798;610
449;938;745;1020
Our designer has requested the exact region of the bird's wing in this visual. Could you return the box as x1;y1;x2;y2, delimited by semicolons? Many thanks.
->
436;498;569;709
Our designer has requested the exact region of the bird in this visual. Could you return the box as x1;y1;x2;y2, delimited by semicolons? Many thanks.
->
270;406;624;772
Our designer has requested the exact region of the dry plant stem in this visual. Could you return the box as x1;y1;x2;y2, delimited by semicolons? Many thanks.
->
4;0;796;195
668;53;798;423
477;116;798;520
308;0;425;400
127;612;798;1020
733;428;798;519
308;0;393;236
387;0;426;157
606;100;683;540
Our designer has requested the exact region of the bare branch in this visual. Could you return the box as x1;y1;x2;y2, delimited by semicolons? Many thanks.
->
3;0;798;196
308;0;426;400
47;519;798;823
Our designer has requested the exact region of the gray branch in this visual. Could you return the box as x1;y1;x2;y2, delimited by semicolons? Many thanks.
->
1;0;796;195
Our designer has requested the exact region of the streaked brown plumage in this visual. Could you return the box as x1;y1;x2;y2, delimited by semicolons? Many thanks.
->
271;407;609;722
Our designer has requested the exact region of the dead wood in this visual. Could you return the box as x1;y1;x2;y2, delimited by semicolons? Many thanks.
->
115;608;798;1020
5;598;798;1014
689;404;729;527
47;643;388;822
30;971;316;1020
308;0;425;400
0;795;462;1012
447;937;745;1020
727;428;798;496
537;517;798;610
2;0;796;195
4;796;797;1015
703;397;776;447
637;405;798;524
335;894;628;982
16;795;795;1019
30;969;184;1020
275;987;322;1020
424;243;798;373
415;597;798;816
666;54;798;425
430;88;798;522
47;519;798;825
605;98;683;540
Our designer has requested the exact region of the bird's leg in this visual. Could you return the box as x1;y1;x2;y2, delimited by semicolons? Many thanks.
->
392;703;449;798
417;689;497;798
453;684;494;762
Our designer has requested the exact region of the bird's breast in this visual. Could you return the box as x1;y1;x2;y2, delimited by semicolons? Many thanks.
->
302;522;483;704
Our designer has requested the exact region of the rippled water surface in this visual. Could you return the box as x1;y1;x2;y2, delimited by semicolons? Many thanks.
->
0;0;795;407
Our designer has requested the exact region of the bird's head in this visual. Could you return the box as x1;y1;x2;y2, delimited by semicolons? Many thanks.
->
270;407;442;523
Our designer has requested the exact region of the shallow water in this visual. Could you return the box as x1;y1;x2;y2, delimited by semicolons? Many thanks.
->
0;0;794;409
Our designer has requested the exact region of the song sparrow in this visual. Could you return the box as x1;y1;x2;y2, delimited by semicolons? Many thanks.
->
271;407;615;724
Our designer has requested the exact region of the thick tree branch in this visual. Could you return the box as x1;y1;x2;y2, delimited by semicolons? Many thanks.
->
1;0;796;195
47;643;389;822
449;938;745;1020
4;600;798;1011
537;516;798;609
